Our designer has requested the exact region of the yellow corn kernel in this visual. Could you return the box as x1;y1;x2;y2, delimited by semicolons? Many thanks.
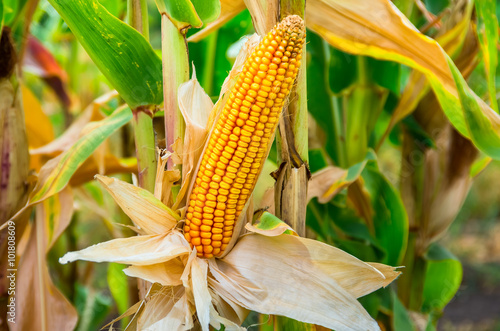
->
184;15;305;258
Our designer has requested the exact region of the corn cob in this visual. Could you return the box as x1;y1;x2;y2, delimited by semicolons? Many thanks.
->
184;15;305;258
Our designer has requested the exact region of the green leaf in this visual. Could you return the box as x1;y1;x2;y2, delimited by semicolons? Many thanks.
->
3;0;27;26
251;211;297;236
107;263;130;319
156;0;220;30
29;106;133;205
328;47;357;94
475;0;499;112
48;0;163;108
361;163;409;266
0;0;4;33
392;291;416;331
274;316;316;331
422;244;462;313
191;0;221;25
306;31;339;164
75;283;112;331
449;56;500;158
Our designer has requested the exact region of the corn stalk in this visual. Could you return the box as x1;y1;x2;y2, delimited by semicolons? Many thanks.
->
128;0;156;193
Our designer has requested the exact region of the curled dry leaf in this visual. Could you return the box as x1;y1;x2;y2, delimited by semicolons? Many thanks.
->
307;166;348;203
95;175;179;234
60;230;190;266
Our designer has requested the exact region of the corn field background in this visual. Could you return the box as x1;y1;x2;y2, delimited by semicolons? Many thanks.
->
1;0;500;330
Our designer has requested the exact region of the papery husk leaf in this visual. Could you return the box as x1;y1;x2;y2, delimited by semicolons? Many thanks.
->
147;291;194;331
124;259;186;286
209;289;248;326
154;150;181;206
243;0;279;36
59;230;190;265
210;234;395;330
95;175;178;234
13;188;77;331
190;257;211;331
176;69;213;206
137;285;186;330
209;305;245;331
187;0;247;42
104;300;143;331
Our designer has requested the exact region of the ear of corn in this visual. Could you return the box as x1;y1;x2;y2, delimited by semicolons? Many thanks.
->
184;15;305;258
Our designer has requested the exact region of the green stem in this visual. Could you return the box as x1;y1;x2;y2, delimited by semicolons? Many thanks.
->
331;95;346;167
161;15;189;169
132;109;156;192
128;0;156;192
127;0;149;41
398;232;426;311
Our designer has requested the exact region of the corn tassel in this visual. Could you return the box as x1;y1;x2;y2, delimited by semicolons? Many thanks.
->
184;15;305;258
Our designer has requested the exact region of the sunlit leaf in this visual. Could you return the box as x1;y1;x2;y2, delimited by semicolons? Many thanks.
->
475;0;499;112
48;0;163;108
449;57;500;158
26;106;132;207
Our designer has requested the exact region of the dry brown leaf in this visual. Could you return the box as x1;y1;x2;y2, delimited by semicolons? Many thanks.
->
12;188;77;331
307;166;348;203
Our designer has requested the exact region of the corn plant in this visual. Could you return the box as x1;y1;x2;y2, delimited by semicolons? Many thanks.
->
0;0;498;330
